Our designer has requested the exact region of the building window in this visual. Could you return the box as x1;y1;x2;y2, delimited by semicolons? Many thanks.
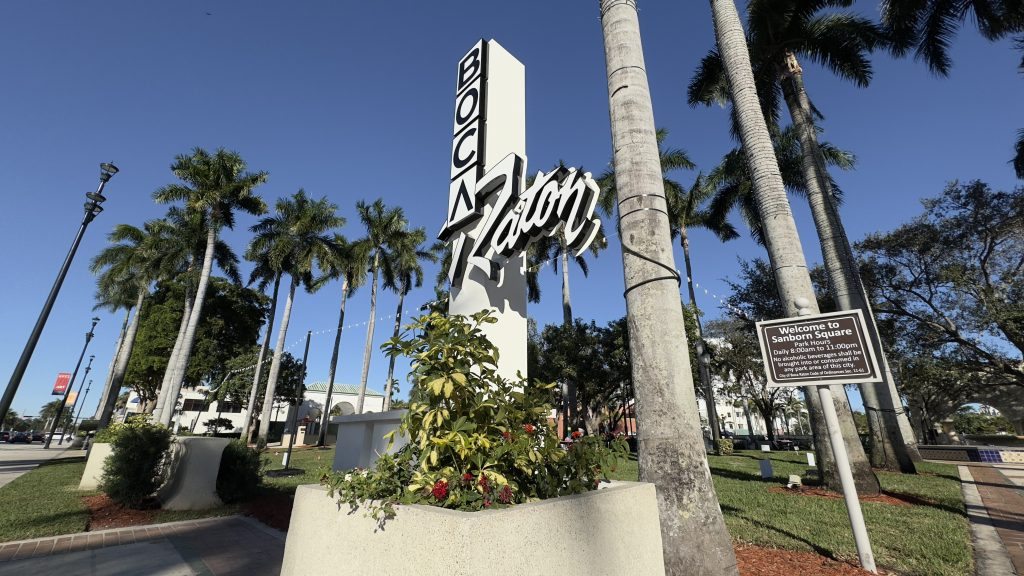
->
218;401;242;414
181;399;207;412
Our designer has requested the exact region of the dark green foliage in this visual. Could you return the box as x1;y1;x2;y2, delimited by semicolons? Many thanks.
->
217;347;305;410
99;419;172;508
216;440;265;503
124;277;269;404
954;411;1015;435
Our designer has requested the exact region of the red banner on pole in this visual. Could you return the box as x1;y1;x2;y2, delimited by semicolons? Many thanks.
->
52;372;71;395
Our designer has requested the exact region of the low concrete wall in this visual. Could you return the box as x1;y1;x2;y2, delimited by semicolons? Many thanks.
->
331;410;408;471
78;442;113;490
156;437;230;510
281;481;665;576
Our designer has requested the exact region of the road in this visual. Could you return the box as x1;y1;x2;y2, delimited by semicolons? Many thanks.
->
0;442;78;489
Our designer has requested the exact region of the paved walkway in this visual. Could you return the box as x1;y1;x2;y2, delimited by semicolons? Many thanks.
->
960;464;1024;575
0;516;284;576
0;442;78;488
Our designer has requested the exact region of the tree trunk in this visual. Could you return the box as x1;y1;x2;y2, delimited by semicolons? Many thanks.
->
242;273;281;443
560;242;580;434
683;228;721;453
258;274;298;442
318;277;350;446
98;288;147;428
93;308;131;420
600;2;739;574
356;252;380;414
382;287;405;412
152;288;193;423
779;54;918;473
710;0;880;495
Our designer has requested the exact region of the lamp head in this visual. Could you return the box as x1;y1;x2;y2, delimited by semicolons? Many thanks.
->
99;162;119;182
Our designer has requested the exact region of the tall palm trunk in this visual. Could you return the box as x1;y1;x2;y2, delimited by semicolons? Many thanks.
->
241;273;281;443
559;241;580;435
382;287;405;412
779;55;920;471
318;278;351;446
159;226;217;427
93;309;131;420
682;227;721;452
356;252;380;414
710;0;880;495
258;275;298;442
152;291;193;422
599;2;738;574
98;288;147;427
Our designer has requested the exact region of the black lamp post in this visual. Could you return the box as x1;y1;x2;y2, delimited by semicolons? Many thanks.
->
283;330;312;470
0;163;118;426
66;378;92;445
45;318;98;448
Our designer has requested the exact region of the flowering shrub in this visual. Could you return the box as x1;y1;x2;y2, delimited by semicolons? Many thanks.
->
321;311;627;521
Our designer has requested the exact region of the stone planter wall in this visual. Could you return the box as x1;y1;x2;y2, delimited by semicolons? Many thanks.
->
331;410;408;471
78;442;113;490
281;481;665;575
156;437;230;510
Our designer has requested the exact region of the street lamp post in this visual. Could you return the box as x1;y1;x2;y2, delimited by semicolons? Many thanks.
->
0;163;118;426
45;318;98;449
66;379;92;445
283;330;312;470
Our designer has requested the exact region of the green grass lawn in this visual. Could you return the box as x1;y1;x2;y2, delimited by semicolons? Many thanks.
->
608;450;972;576
0;447;972;576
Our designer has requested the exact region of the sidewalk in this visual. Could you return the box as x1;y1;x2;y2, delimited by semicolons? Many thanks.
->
0;443;78;488
960;464;1024;575
0;515;284;576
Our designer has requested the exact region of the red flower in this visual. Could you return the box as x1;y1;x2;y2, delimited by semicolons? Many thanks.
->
571;430;582;440
501;430;512;441
483;499;492;508
498;484;513;504
523;424;536;435
432;480;448;500
462;473;473;484
478;474;490;493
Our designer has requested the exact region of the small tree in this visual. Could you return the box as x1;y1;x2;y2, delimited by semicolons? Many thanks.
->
203;417;234;435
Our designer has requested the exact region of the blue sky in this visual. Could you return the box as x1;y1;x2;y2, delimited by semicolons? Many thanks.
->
1;2;1020;419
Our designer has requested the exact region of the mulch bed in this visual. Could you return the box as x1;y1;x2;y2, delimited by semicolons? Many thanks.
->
736;544;885;575
83;494;157;530
767;485;914;506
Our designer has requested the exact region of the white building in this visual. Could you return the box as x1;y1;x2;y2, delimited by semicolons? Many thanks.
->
123;380;386;438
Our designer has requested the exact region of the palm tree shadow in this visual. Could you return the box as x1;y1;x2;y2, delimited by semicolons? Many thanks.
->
719;503;838;560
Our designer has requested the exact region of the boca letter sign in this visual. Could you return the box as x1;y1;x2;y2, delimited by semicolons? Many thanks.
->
440;40;601;287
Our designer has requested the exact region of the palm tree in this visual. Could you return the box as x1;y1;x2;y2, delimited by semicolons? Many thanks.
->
691;0;919;472
150;206;242;420
708;0;881;495
90;257;139;423
238;243;283;442
354;199;407;414
91;222;161;426
255;191;343;442
314;236;370;445
152;148;267;427
382;228;436;411
598;2;738;574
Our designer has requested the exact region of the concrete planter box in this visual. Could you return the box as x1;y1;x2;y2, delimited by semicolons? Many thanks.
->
78;442;113;490
281;481;665;575
331;410;408;471
156;436;231;510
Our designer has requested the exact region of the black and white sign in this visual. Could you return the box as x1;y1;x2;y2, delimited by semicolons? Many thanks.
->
755;309;882;388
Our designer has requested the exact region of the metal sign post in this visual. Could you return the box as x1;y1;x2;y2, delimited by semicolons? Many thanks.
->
756;309;878;573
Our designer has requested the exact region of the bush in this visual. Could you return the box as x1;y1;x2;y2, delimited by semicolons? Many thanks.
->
99;419;172;508
321;312;627;521
77;419;99;433
216;440;266;503
717;438;734;455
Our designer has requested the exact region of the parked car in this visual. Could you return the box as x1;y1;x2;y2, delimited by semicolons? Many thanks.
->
10;432;30;443
31;432;44;443
0;431;10;442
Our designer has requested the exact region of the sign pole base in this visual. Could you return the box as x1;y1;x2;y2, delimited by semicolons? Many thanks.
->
817;385;877;573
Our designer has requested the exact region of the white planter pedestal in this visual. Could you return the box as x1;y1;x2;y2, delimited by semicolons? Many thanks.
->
281;481;666;576
156;437;230;510
331;410;408;471
78;442;113;490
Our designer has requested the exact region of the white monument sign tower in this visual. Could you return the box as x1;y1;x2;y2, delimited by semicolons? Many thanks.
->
439;40;601;381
